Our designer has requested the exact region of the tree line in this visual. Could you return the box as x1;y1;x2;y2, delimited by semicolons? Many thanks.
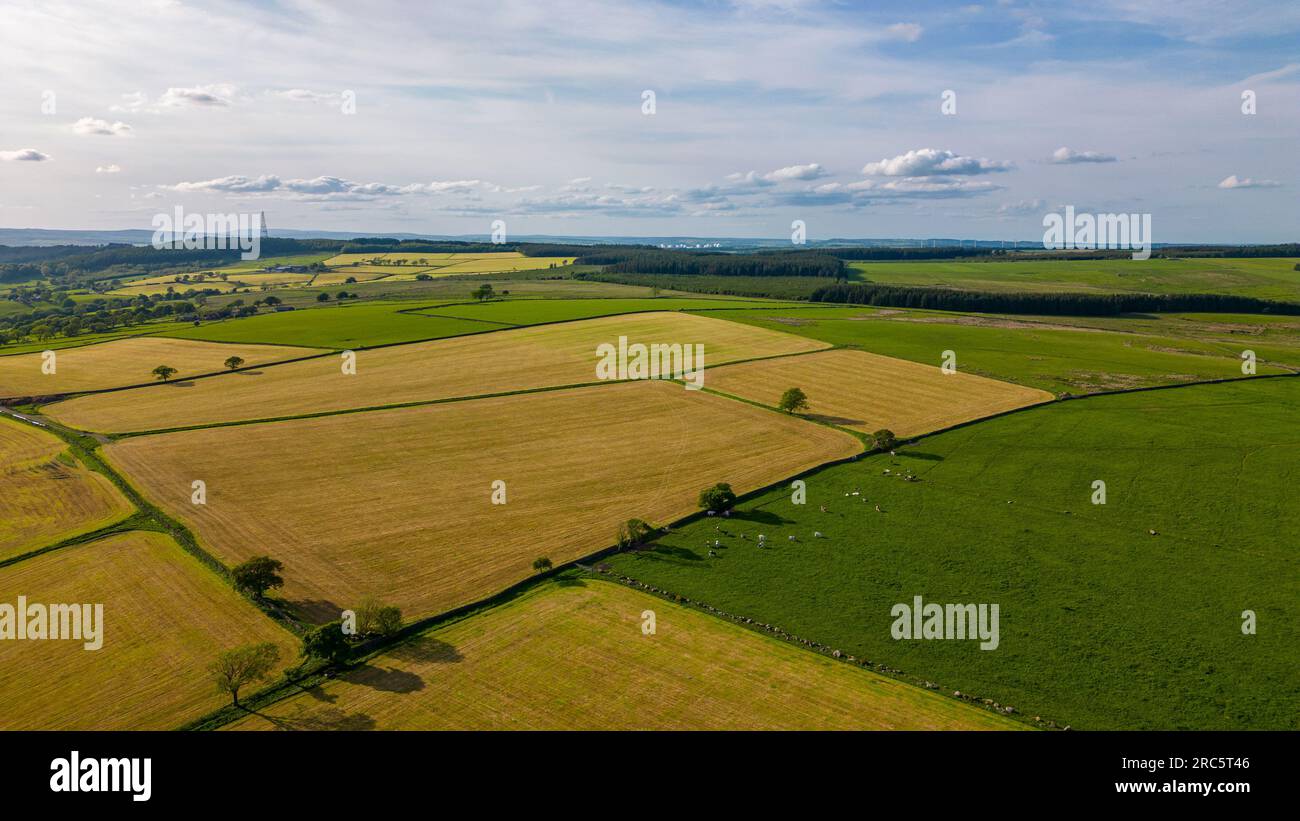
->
808;282;1300;316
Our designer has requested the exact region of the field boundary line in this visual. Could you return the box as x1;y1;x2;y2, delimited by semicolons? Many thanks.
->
0;408;310;640
0;511;152;570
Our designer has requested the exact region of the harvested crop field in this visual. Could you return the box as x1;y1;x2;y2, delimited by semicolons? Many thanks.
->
104;380;861;622
0;414;133;559
0;531;297;730
228;579;1019;730
49;312;829;433
707;348;1054;437
0;336;320;399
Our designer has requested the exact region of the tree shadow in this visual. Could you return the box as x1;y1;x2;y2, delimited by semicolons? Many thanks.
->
629;543;703;565
354;665;425;694
292;599;345;624
233;370;265;376
554;577;587;588
387;636;463;665
731;508;792;525
251;706;377;731
165;381;197;388
898;451;944;461
806;414;865;427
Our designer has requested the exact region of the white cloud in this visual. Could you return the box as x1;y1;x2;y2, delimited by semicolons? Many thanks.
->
863;148;1013;176
267;89;341;104
1217;175;1281;189
998;198;1045;215
1050;146;1117;164
885;23;923;42
72;117;134;136
0;148;50;162
763;162;828;182
96;164;122;174
159;84;236;107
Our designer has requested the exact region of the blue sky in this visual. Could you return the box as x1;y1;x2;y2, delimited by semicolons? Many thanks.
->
0;0;1296;241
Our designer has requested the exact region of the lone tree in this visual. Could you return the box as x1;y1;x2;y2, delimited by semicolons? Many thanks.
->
209;642;280;707
355;596;402;638
616;518;654;550
232;556;284;599
872;429;898;451
698;482;737;513
778;387;809;414
302;621;351;665
224;355;245;370
263;295;282;306
472;283;495;302
151;364;178;382
316;292;330;302
532;556;553;573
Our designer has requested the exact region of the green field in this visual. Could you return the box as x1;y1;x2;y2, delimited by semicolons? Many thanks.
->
850;257;1300;301
702;306;1290;393
604;378;1300;730
416;296;802;325
160;302;500;348
158;297;799;348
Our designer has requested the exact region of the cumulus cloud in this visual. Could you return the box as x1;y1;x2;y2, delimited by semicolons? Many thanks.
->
72;117;133;136
267;89;341;104
1050;146;1116;164
998;198;1045;215
885;22;923;42
160;84;236;107
96;164;122;174
862;148;1013;176
0;148;50;161
763;162;828;182
1218;174;1281;189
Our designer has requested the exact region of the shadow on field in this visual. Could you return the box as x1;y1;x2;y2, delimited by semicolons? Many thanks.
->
355;665;425;694
232;370;265;376
631;543;703;564
898;451;944;462
166;381;197;388
294;599;346;624
250;705;377;731
387;636;463;665
731;508;792;525
806;414;864;427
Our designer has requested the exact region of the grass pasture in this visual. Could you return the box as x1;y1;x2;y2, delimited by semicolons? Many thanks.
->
708;348;1054;437
706;307;1286;394
850;256;1300;301
104;380;861;622
0;530;297;730
416;296;801;325
229;580;1019;730
0;414;133;559
50;312;830;433
160;301;496;348
604;378;1300;730
0;336;320;399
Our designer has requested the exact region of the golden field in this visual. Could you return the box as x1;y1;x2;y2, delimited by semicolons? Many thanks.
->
0;531;296;730
0;336;321;399
0;414;133;559
49;312;829;432
707;348;1055;437
104;380;860;622
228;580;1021;730
322;251;529;266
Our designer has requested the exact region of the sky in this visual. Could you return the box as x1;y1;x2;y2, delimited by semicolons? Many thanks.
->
0;0;1297;242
